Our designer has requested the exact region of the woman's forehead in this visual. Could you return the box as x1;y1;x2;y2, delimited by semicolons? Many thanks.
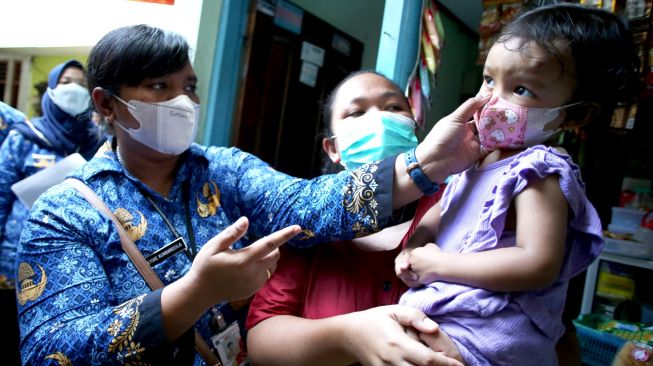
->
334;73;402;105
59;67;85;82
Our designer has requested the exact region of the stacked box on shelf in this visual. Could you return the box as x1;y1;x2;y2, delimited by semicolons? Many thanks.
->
605;207;653;260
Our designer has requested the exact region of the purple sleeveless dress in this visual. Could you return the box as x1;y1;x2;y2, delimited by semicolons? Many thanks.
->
400;146;604;365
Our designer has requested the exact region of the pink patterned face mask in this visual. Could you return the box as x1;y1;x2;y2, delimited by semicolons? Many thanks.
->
474;96;580;151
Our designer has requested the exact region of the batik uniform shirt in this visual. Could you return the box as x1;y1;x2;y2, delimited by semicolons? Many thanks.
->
17;142;393;365
0;102;26;145
0;130;62;289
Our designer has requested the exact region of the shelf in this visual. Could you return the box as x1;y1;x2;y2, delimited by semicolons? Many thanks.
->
580;251;653;315
597;252;653;270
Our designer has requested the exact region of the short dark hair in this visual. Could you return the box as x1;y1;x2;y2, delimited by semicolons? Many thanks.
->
498;4;641;110
86;24;191;96
321;70;406;135
319;70;407;174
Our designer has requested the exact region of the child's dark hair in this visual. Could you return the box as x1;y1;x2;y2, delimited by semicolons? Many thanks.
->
498;4;641;110
86;24;190;96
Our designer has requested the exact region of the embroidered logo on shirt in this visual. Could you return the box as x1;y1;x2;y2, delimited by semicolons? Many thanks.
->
197;180;221;218
343;163;380;235
114;208;147;242
45;352;73;366
108;295;147;362
297;229;315;240
17;262;47;305
32;154;56;168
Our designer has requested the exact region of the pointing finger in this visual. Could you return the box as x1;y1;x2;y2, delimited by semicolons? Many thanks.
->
246;225;301;259
206;217;249;254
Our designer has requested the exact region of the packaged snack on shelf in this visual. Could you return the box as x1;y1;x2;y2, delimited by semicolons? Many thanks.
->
597;320;653;345
597;262;636;301
479;5;501;36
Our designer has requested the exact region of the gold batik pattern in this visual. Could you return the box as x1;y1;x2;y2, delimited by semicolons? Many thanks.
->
196;180;221;218
44;352;72;366
342;163;380;235
297;229;315;241
114;208;147;242
17;263;47;305
107;294;151;366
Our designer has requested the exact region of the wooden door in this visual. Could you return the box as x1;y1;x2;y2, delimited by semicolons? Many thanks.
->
233;1;363;178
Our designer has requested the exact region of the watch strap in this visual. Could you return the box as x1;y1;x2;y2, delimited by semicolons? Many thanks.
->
404;148;439;196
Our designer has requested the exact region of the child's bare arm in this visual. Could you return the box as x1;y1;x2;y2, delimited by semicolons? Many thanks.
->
395;202;442;287
407;175;568;292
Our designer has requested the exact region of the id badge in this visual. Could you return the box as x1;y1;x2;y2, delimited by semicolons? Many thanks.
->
210;321;249;366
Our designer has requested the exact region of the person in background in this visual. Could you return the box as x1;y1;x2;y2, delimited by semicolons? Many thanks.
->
31;81;48;118
246;70;461;366
0;60;104;366
16;25;486;365
394;4;641;365
0;101;27;145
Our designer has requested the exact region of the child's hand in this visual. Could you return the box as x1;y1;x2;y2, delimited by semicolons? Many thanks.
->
395;248;422;287
404;243;443;285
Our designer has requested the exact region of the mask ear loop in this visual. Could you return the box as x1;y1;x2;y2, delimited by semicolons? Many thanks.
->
553;101;585;111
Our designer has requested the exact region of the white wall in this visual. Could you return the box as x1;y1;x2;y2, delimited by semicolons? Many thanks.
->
0;0;203;52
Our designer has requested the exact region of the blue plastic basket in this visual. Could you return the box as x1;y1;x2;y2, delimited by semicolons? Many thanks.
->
574;319;627;366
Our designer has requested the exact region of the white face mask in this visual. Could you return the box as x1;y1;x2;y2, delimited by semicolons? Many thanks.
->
114;94;200;155
48;83;91;117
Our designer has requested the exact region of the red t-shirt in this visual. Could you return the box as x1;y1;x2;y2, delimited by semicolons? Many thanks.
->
246;193;441;329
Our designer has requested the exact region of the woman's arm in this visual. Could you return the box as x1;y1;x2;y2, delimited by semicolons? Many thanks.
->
18;185;298;364
217;97;485;249
247;306;463;366
18;185;192;364
407;175;568;292
0;133;24;238
396;202;442;287
392;96;487;208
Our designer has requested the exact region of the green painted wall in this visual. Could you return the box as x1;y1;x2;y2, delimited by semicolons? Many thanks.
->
193;0;222;143
418;10;482;139
28;54;89;118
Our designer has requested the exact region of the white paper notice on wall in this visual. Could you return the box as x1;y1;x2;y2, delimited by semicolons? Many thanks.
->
300;41;325;67
299;61;319;88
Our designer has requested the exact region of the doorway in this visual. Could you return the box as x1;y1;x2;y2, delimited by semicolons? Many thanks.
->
233;1;363;178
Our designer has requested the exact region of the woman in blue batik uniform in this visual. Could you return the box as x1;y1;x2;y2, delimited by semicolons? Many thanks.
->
0;101;26;146
0;101;27;365
16;25;487;365
0;60;103;288
0;60;104;366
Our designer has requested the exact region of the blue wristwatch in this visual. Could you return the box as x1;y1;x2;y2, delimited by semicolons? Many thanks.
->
404;148;439;196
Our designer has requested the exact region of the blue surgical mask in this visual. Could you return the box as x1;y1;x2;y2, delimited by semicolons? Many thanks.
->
336;111;418;170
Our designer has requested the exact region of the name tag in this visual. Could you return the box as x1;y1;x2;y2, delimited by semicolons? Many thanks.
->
145;237;187;266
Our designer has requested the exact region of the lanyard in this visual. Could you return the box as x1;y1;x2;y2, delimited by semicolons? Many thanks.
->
139;181;198;261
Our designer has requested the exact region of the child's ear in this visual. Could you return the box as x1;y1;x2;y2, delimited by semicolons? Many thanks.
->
561;102;601;129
